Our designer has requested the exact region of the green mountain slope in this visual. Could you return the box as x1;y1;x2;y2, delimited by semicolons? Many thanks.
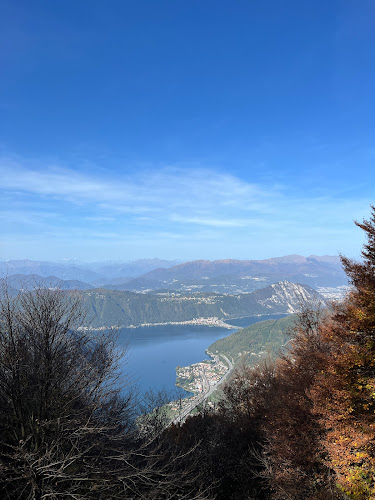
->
208;315;297;365
79;282;321;328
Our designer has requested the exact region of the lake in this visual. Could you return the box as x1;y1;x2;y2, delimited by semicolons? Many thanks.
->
115;314;288;398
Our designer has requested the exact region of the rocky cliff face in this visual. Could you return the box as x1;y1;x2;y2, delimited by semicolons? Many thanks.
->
253;280;323;314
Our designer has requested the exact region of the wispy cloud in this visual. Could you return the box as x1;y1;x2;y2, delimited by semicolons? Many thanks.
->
170;215;254;228
0;158;273;220
0;156;372;260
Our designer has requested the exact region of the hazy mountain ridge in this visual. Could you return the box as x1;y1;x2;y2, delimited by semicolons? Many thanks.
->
0;260;102;283
4;274;94;292
139;255;344;280
0;255;345;291
0;258;181;284
79;281;325;328
82;259;182;281
0;255;348;295
104;255;347;292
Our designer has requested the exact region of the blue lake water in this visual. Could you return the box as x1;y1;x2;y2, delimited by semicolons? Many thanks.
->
115;314;287;397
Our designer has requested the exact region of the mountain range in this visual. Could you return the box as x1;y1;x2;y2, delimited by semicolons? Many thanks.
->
0;255;349;299
79;281;325;329
3;274;94;292
0;258;180;284
101;255;348;293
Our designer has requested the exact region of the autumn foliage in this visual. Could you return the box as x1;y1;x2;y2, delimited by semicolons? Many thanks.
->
2;208;375;499
309;209;375;498
257;207;375;498
168;207;375;499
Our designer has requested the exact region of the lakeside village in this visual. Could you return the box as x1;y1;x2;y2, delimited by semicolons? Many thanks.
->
78;316;237;331
136;317;236;329
169;353;230;412
136;353;234;427
176;353;228;392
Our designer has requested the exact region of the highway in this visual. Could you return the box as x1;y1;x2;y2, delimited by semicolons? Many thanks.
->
172;354;234;425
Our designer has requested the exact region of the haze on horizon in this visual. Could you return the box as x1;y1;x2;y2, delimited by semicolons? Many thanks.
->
1;1;374;262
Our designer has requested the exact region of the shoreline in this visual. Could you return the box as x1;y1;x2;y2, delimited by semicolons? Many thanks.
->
175;350;231;396
170;352;234;423
78;316;238;331
78;313;289;332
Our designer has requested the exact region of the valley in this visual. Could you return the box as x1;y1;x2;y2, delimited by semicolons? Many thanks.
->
0;255;345;407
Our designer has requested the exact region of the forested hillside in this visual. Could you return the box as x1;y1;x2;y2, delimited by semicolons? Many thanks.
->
79;281;323;328
209;314;297;365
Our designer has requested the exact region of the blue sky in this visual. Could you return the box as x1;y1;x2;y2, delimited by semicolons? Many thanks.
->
0;0;374;261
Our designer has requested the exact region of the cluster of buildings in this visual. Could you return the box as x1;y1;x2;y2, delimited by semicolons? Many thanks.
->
176;354;229;395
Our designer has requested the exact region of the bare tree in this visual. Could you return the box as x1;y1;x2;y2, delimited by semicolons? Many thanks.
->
0;283;208;499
